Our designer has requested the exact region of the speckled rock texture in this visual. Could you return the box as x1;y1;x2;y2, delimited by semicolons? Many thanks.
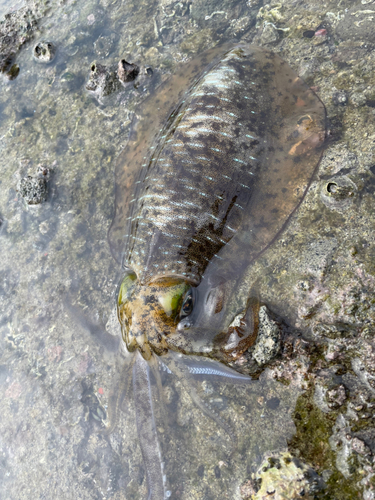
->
252;307;281;366
240;451;325;499
0;0;374;498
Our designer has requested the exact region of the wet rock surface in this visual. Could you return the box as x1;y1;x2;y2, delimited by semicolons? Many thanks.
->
252;306;281;366
0;0;375;498
0;1;49;78
335;3;375;44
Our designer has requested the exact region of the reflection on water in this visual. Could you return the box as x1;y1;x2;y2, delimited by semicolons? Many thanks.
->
0;1;317;500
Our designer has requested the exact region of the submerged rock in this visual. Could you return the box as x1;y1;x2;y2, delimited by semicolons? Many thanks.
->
86;62;122;101
33;41;56;62
18;176;47;205
259;22;280;45
117;59;139;83
335;3;375;44
18;166;50;205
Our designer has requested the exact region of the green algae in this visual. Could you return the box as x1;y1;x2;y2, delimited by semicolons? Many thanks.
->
290;390;364;499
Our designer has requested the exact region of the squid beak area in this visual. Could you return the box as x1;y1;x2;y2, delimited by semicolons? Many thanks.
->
125;327;153;361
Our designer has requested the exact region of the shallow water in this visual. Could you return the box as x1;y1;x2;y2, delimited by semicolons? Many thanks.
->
0;0;366;498
0;0;23;18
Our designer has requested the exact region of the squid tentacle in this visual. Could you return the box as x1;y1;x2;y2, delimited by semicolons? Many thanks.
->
103;351;135;435
133;351;170;500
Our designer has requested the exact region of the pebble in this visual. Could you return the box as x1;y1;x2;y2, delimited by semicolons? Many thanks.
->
18;176;47;205
33;41;56;63
117;59;140;83
86;62;122;101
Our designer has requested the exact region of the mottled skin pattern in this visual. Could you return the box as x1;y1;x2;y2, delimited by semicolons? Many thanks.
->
108;43;326;500
111;43;326;363
118;273;260;363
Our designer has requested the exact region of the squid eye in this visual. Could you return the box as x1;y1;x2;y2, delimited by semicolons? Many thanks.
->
180;288;194;319
158;282;188;318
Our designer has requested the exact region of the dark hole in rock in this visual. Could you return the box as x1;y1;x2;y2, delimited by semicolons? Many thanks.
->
255;478;262;491
326;182;337;194
269;457;281;469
